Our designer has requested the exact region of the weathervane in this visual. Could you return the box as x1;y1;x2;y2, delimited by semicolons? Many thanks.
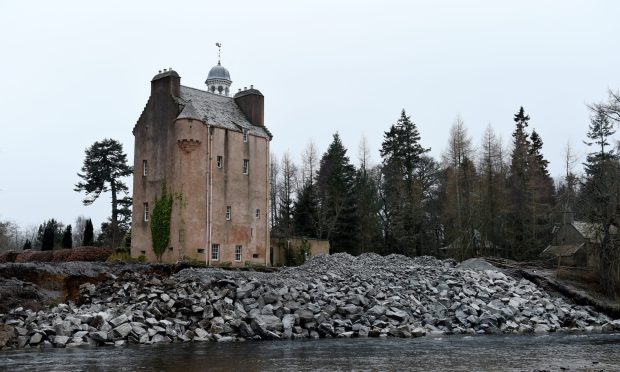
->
216;42;222;65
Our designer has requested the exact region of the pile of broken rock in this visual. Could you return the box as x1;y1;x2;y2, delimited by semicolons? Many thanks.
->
1;253;619;349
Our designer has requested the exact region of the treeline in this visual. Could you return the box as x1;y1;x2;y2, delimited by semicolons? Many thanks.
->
0;216;122;251
270;91;620;268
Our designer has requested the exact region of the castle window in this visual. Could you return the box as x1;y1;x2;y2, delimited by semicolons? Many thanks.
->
197;248;205;254
226;206;231;220
143;202;149;222
255;209;260;219
243;129;248;143
143;160;148;176
235;245;242;262
211;244;220;261
216;156;222;168
243;159;249;175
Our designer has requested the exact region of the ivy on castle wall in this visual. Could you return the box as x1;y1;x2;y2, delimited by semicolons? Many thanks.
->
151;184;173;262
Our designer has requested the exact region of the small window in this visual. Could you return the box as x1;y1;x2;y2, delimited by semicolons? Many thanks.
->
243;159;249;175
197;248;205;254
211;244;220;261
140;250;146;255
255;209;260;219
252;253;259;259
235;245;242;262
243;129;248;143
226;206;231;220
216;156;222;168
143;160;148;176
143;202;149;222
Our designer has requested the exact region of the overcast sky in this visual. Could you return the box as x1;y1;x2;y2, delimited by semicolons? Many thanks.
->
1;0;619;229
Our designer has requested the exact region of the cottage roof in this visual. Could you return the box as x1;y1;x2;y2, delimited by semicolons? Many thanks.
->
542;243;585;257
572;221;619;243
176;86;271;138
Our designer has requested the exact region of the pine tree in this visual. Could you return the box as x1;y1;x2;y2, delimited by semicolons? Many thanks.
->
75;139;133;249
23;239;32;250
83;218;94;246
316;133;358;254
61;225;73;249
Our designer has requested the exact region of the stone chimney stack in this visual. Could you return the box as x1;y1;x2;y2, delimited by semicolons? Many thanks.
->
234;86;264;126
151;69;181;97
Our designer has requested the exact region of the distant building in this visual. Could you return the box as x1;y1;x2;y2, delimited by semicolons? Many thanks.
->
131;57;272;265
542;211;619;268
270;237;330;266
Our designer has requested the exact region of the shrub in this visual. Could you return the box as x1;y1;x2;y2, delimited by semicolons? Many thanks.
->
15;250;54;263
67;246;112;262
0;250;19;263
51;249;72;262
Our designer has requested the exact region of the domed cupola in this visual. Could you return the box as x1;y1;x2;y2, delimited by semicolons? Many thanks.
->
206;43;232;96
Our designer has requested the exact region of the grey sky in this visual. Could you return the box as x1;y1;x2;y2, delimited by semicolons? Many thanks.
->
1;0;619;230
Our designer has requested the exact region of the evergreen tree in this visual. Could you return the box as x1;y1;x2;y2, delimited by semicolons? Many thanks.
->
578;107;619;296
293;142;320;238
23;239;32;250
83;218;94;246
354;137;382;254
37;219;63;250
507;106;531;258
61;225;73;249
293;181;319;238
379;110;429;256
41;222;55;251
316;133;358;254
527;129;555;256
75;138;133;249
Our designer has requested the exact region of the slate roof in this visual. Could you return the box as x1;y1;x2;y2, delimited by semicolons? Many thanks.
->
572;221;619;243
542;243;585;257
176;86;271;139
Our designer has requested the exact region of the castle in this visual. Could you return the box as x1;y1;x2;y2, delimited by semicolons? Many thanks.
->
130;56;272;265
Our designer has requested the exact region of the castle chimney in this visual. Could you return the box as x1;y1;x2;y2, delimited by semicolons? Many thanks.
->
151;69;180;97
234;86;264;126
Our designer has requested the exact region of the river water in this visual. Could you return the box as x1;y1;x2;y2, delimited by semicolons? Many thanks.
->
2;333;620;371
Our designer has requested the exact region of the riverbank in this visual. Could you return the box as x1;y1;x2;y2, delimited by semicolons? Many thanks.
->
1;253;619;350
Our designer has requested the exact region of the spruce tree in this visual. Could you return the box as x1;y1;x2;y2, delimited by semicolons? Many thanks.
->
379;110;429;256
579;107;619;296
23;239;32;250
507;106;531;258
83;219;94;246
61;225;73;249
527;129;555;255
316;133;358;254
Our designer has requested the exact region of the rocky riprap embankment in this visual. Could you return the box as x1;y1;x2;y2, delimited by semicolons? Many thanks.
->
1;253;619;349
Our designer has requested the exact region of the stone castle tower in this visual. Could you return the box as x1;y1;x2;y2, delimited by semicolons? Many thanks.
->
131;58;272;265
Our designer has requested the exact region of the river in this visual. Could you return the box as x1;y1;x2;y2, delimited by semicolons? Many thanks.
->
2;333;620;371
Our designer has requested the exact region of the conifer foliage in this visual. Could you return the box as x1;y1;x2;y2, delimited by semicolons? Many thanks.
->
75;139;133;249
